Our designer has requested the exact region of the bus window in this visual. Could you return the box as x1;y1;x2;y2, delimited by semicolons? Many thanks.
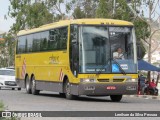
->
40;31;49;51
17;36;26;54
49;29;58;50
27;34;33;52
33;33;41;52
59;27;68;49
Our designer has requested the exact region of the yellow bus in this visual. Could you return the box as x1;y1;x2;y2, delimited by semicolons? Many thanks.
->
15;19;138;102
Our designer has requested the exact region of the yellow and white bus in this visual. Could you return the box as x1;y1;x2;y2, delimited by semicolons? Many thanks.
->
15;19;138;101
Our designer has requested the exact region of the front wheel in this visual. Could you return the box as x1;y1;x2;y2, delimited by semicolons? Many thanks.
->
31;76;40;95
110;95;122;102
64;80;77;100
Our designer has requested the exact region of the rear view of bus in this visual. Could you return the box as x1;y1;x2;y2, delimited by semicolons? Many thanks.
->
15;19;138;102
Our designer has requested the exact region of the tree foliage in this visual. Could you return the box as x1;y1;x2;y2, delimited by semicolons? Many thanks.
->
66;0;98;19
133;18;150;40
0;33;15;67
96;0;112;18
6;0;152;63
8;0;53;33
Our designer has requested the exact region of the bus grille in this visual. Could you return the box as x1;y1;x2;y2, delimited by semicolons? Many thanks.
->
97;79;109;82
113;79;124;82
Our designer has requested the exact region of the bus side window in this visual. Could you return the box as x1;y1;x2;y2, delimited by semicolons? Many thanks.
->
49;29;58;50
59;27;68;49
40;31;49;51
18;36;26;54
27;34;33;52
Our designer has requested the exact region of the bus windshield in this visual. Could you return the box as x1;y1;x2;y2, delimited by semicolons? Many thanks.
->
79;25;137;74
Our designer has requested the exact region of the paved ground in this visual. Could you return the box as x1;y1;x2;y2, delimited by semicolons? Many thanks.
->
0;88;160;120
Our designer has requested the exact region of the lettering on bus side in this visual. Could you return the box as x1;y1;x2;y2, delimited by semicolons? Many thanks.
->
49;55;59;64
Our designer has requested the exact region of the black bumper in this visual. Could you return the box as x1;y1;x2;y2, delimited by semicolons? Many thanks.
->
77;82;138;95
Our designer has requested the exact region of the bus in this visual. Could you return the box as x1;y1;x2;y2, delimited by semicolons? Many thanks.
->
15;19;138;102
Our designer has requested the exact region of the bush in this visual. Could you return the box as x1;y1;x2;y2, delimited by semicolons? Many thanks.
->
0;101;20;120
0;101;4;111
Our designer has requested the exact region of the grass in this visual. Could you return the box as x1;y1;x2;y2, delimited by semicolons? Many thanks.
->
0;101;20;120
0;101;4;111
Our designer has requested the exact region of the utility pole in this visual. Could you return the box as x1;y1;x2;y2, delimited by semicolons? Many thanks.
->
147;0;153;81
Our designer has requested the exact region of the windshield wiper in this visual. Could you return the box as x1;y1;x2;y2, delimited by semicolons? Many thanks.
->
98;58;126;75
112;58;126;75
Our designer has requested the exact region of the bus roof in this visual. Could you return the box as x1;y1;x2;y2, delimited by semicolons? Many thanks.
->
17;18;133;36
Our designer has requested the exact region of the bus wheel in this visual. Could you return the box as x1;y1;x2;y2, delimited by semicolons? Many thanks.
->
18;88;21;91
64;80;76;100
110;95;122;102
26;75;32;94
31;76;40;95
59;93;65;98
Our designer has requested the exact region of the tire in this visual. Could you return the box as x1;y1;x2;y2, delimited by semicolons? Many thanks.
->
64;80;77;100
59;93;65;98
18;88;21;91
110;95;122;102
26;75;32;94
12;88;15;90
31;76;40;95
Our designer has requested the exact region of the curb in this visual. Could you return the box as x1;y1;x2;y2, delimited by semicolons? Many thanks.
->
123;95;160;100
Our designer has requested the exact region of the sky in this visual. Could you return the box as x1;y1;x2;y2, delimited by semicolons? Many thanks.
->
0;0;160;32
0;0;15;32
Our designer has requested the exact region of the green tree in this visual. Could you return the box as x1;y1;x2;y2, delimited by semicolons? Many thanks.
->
0;33;15;67
66;0;98;19
72;6;86;19
8;0;53;33
114;0;134;21
27;2;53;28
96;0;112;18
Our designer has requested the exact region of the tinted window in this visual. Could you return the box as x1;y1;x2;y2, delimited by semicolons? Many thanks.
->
33;33;41;52
40;31;49;51
48;29;59;50
0;70;15;76
49;27;68;50
17;36;26;54
27;34;33;52
16;26;68;54
59;27;68;49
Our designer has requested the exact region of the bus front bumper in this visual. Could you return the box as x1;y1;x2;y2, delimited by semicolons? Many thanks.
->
75;82;138;96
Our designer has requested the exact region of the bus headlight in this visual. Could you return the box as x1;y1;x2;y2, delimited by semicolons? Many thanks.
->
80;78;96;83
126;78;137;82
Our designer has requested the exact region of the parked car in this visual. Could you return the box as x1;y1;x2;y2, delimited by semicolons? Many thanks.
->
0;68;21;90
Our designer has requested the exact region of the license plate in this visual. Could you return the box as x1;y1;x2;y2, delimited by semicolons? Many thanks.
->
106;86;116;90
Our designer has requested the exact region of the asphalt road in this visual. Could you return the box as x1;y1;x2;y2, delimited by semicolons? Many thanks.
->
0;88;160;120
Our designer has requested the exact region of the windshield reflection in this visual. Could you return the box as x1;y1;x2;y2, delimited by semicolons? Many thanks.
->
79;25;137;74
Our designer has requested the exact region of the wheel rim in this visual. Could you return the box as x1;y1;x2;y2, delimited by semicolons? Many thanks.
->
26;78;30;91
32;78;36;91
66;82;71;95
